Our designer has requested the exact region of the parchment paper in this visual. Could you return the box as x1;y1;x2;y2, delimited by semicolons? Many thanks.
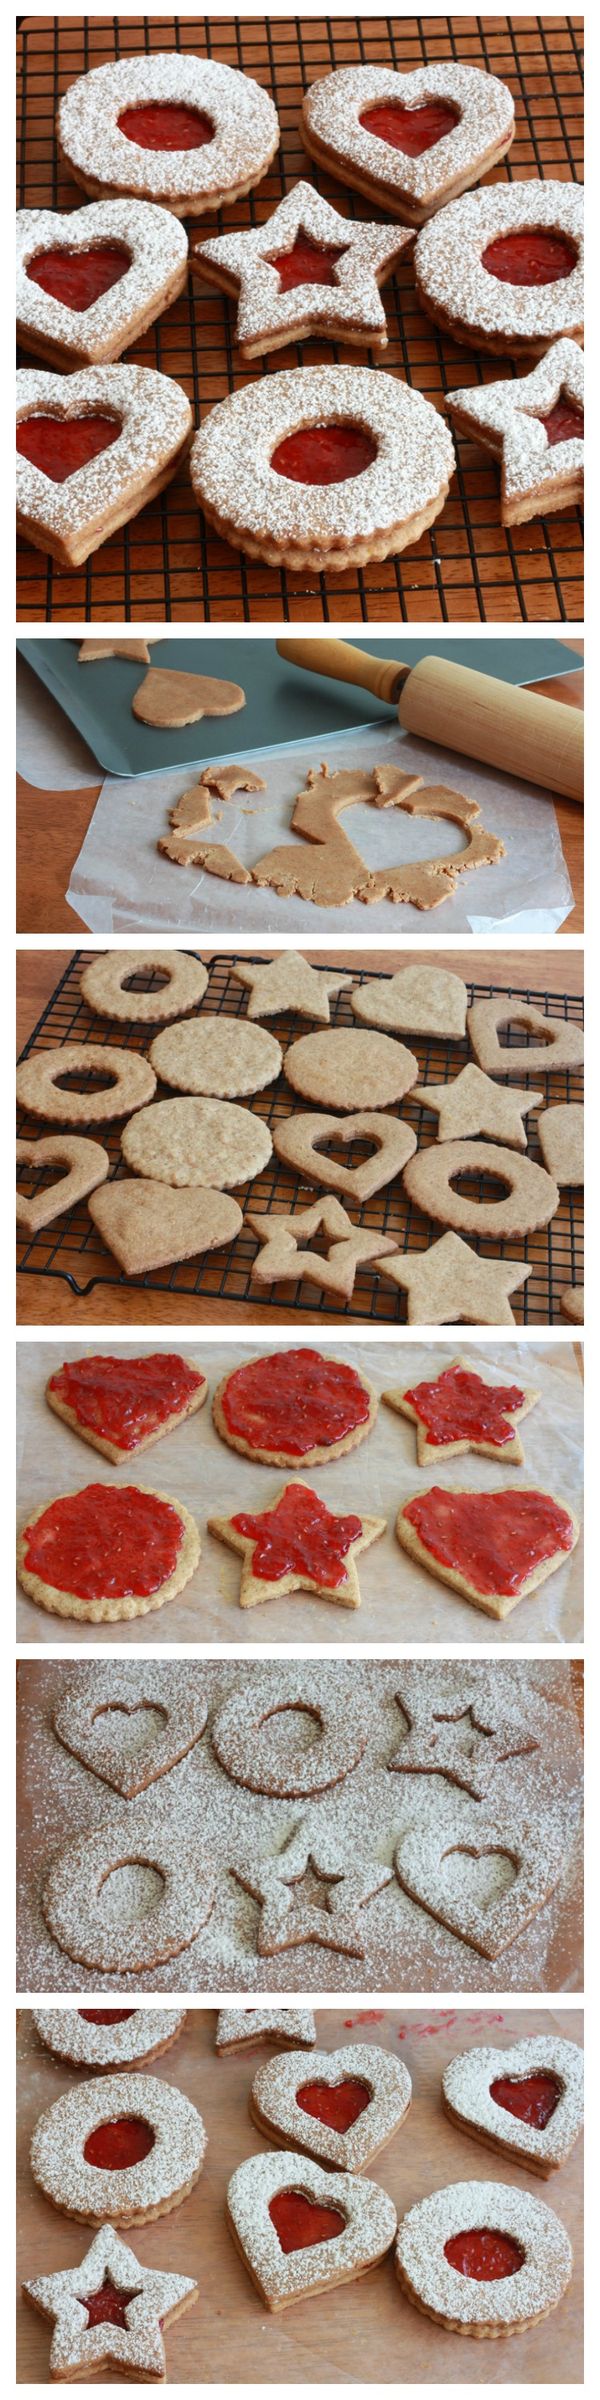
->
16;2005;583;2385
16;1340;583;1647
17;653;99;790
66;721;573;936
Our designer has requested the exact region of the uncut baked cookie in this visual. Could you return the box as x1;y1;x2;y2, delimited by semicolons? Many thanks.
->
45;1351;208;1463
284;1027;419;1111
442;2035;584;2177
23;2223;198;2384
17;364;192;567
57;53;280;217
121;1095;272;1187
190;364;455;571
300;63;515;225
213;1346;377;1468
395;2179;572;2335
30;2072;207;2226
250;2043;412;2173
351;965;468;1040
414;180;584;357
17;1481;200;1623
383;1357;539;1466
227;2150;397;2309
80;949;208;1024
149;1016;282;1097
17;199;189;369
33;2007;188;2073
89;1180;242;1277
396;1485;579;1621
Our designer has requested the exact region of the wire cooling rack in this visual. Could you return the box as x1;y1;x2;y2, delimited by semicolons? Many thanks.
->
17;951;583;1320
17;14;583;626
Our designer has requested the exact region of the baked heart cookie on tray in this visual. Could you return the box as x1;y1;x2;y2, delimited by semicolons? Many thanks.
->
226;2149;397;2308
212;1346;377;1468
45;1351;208;1462
383;1356;539;1466
300;63;515;224
30;2071;207;2225
17;362;192;565
17;1481;200;1623
442;2034;583;2175
32;2006;188;2073
395;2179;572;2335
250;2043;412;2172
17;199;189;368
395;1486;578;1620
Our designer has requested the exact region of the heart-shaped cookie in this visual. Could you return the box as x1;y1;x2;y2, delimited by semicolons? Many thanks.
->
250;2043;412;2172
17;201;188;368
273;1110;416;1202
227;2148;397;2308
88;1180;242;1277
17;363;192;566
395;1809;569;1959
442;2034;583;2175
131;667;245;727
17;1136;109;1234
53;1661;209;1797
46;1350;208;1462
467;998;584;1080
301;63;515;225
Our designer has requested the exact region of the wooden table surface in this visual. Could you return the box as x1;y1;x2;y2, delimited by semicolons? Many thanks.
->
16;650;583;935
17;944;583;1329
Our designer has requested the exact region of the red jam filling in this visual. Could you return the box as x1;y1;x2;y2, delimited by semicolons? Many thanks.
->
490;2071;561;2128
117;101;214;150
49;1352;206;1452
403;1364;525;1450
16;413;121;483
445;2228;524;2281
297;2077;371;2133
271;422;378;485
359;97;460;156
26;244;131;312
269;2190;346;2253
481;230;578;286
78;2009;136;2026
23;1484;184;1601
402;1486;573;1597
83;2116;155;2170
220;1348;371;1460
82;2275;141;2329
231;1483;363;1589
269;232;346;292
536;395;584;446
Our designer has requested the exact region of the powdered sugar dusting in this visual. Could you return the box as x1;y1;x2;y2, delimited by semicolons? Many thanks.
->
228;2147;397;2303
253;2040;411;2170
33;2006;186;2069
195;179;413;348
42;1812;215;1972
443;2035;583;2168
447;338;584;502
30;2070;206;2221
17;201;188;362
212;1664;369;1797
415;181;583;344
17;363;191;537
217;2008;316;2050
190;365;455;546
58;53;279;204
23;2223;197;2380
396;2178;572;2324
303;63;515;204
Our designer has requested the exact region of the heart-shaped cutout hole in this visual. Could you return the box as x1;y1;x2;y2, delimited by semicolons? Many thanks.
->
93;1701;169;1759
269;2189;346;2253
344;800;467;871
26;244;131;312
489;2071;562;2128
16;412;122;484
440;1845;518;1911
359;96;460;155
297;2077;371;2134
83;2115;155;2170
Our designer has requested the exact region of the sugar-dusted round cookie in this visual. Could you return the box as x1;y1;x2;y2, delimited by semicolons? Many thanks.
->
80;950;208;1024
414;180;584;357
30;2072;207;2225
57;53;280;218
211;1663;369;1797
284;1028;418;1111
17;199;189;369
42;1821;215;1974
121;1095;272;1187
396;2179;572;2335
33;2007;188;2073
301;63;515;225
213;1346;376;1468
17;1482;200;1623
16;1041;156;1125
150;1017;282;1098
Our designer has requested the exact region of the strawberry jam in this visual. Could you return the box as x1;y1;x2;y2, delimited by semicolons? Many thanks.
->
359;97;460;156
82;2275;141;2329
271;423;377;484
117;101;214;149
220;1348;371;1461
297;2078;371;2132
78;2010;136;2026
481;230;578;286
23;1484;184;1601
403;1364;525;1449
445;2229;524;2280
17;413;121;483
269;2190;346;2252
26;244;131;312
402;1487;573;1597
231;1483;363;1588
83;2116;155;2170
269;233;346;292
536;396;584;446
490;2071;561;2128
49;1352;205;1452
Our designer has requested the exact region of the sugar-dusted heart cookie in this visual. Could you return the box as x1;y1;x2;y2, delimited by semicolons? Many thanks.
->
53;1660;209;1796
16;1134;109;1234
250;2043;411;2172
131;666;246;727
227;2148;397;2308
396;1485;578;1620
442;2034;583;2175
17;200;188;368
396;2179;572;2335
395;1807;569;1959
301;63;515;225
17;363;192;566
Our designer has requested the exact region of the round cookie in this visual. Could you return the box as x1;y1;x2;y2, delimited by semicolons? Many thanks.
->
395;2179;572;2335
42;1824;215;1975
17;1482;200;1624
33;2008;188;2073
16;1042;156;1125
57;53;280;218
150;1017;282;1097
403;1139;559;1239
212;1346;377;1468
30;2072;207;2225
284;1028;419;1111
414;180;584;357
80;950;208;1024
121;1096;273;1187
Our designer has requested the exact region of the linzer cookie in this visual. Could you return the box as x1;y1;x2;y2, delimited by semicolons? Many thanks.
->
33;2007;188;2073
250;2044;412;2173
121;1096;272;1187
53;1660;208;1797
30;2071;207;2225
300;64;515;225
227;2149;397;2310
384;1357;539;1466
212;1346;377;1468
447;339;584;525
246;1199;398;1302
23;2222;198;2383
42;1819;215;1975
211;1664;368;1797
217;2010;316;2056
46;1352;208;1462
402;1140;559;1240
80;949;208;1023
17;363;192;566
149;1016;282;1098
57;53;280;217
17;1041;156;1125
396;1485;578;1620
17;199;188;368
395;2180;572;2335
193;179;414;358
190;364;455;571
414;180;584;357
17;1481;200;1623
442;2035;584;2177
208;1480;386;1610
377;1234;531;1327
16;1134;109;1234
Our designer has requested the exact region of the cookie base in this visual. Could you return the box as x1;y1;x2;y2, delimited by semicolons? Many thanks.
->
227;2201;391;2310
416;280;584;357
300;123;514;225
249;2090;408;2174
396;1493;578;1621
46;1365;207;1465
16;258;189;370
211;1369;377;1470
56;140;280;220
395;2260;561;2336
31;2165;202;2231
195;485;451;572
441;2093;558;2177
17;1490;200;1623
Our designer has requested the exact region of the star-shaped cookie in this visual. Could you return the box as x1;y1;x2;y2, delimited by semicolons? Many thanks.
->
232;951;354;1023
447;338;584;526
414;1064;542;1148
388;1683;539;1801
216;2008;316;2053
376;1232;531;1326
22;2222;198;2382
78;638;157;663
232;1823;392;1958
383;1355;539;1464
208;1479;386;1609
247;1197;398;1299
193;179;414;359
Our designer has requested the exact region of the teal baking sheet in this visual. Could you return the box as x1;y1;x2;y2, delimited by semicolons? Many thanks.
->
17;636;580;781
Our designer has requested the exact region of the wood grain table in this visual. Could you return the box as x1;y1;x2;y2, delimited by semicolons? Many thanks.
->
17;2005;583;2385
16;649;584;934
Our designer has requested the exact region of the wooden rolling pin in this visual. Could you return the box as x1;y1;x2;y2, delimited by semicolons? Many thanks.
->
276;638;583;804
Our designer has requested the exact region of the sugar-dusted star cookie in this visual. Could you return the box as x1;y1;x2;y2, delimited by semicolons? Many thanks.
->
246;1197;398;1300
231;1820;391;1958
208;1479;386;1609
414;1063;543;1148
192;178;414;360
216;2008;316;2055
22;2221;198;2382
383;1355;539;1465
376;1231;531;1326
232;951;354;1023
447;338;583;526
78;637;158;663
388;1667;539;1800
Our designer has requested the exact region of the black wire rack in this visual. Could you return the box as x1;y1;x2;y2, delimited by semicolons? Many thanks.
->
17;950;583;1320
17;14;583;625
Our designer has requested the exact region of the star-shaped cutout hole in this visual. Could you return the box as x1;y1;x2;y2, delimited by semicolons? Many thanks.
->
533;389;584;446
79;2273;142;2330
266;228;348;292
377;1232;531;1326
192;178;414;360
389;1691;539;1802
233;1824;391;1958
209;1477;385;1608
247;1196;398;1299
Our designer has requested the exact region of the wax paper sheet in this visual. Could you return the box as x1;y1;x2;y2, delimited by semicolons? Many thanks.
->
17;653;99;790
